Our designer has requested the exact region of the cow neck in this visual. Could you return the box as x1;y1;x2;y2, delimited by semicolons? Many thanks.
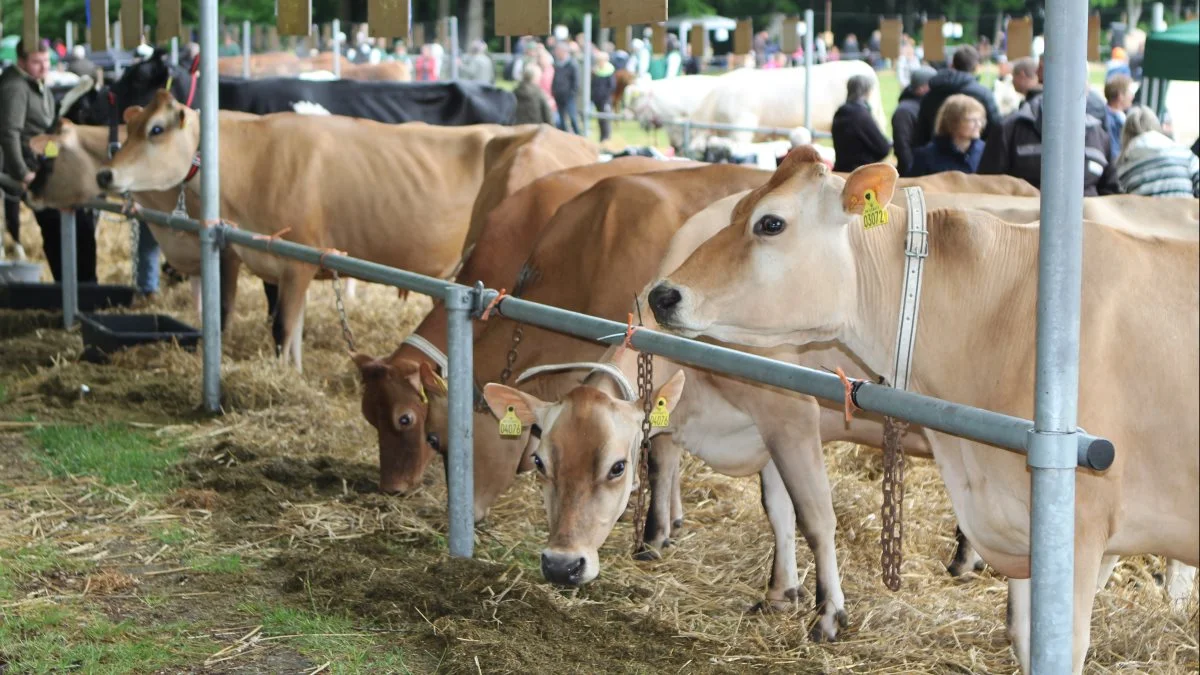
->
180;117;252;217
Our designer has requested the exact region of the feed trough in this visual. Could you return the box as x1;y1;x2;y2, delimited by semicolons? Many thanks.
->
0;282;137;311
79;313;201;363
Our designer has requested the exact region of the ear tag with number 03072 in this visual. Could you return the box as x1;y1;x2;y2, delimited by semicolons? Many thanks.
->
498;406;523;437
44;140;59;159
862;189;889;229
649;397;670;428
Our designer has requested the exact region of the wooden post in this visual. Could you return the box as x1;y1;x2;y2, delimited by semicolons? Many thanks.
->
90;0;109;50
880;17;901;60
923;19;945;64
412;22;425;46
1087;12;1101;61
23;0;38;48
180;22;191;44
253;24;265;51
612;24;630;51
734;18;751;55
495;0;549;37
277;0;312;37
651;23;666;53
782;16;799;54
1006;16;1033;61
120;0;142;49
370;0;411;39
689;22;705;59
599;0;666;28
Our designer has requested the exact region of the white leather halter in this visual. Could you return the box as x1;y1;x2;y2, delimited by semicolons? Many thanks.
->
890;186;929;392
402;334;448;374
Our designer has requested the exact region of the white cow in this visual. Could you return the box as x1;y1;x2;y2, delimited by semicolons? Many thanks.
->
627;74;722;148
687;60;888;147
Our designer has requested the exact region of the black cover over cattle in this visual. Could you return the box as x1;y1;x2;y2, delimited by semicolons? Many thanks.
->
216;77;516;126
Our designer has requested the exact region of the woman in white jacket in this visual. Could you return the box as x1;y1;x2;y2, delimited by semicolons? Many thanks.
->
1116;106;1200;198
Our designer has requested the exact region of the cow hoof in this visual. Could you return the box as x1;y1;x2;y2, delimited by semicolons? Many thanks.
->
633;545;662;562
748;590;802;615
808;609;849;643
947;558;987;579
672;518;684;530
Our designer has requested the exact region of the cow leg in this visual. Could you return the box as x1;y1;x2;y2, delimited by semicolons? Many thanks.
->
1096;554;1120;589
262;281;283;356
636;435;683;559
947;525;987;577
276;264;315;373
759;413;846;641
1164;560;1197;611
1006;577;1032;673
670;454;684;531
218;248;241;332
749;458;802;613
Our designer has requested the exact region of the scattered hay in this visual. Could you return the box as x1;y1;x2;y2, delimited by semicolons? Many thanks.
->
85;569;140;595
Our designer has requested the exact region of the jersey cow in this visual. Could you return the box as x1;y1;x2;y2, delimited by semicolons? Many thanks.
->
98;90;527;370
648;148;1199;673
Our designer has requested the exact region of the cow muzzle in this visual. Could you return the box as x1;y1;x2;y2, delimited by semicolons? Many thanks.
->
95;169;115;191
540;550;593;586
648;283;684;326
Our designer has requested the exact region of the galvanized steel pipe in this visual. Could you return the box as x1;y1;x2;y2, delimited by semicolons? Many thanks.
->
582;14;593;135
199;0;223;413
804;9;814;137
242;20;251;79
60;211;78;329
445;286;475;557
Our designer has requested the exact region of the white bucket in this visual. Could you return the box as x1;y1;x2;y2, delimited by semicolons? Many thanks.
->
0;261;43;284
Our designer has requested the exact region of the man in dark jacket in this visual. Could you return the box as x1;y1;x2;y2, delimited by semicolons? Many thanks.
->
0;40;96;282
892;66;937;176
550;44;581;135
977;95;1119;196
914;45;1002;146
832;75;892;173
590;50;616;143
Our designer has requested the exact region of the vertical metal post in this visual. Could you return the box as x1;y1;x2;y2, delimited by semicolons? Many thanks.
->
66;22;75;52
170;36;179;66
449;16;459;80
682;118;692;154
199;0;222;413
1151;2;1165;30
444;286;475;558
1030;0;1086;671
332;18;342;78
60;211;78;329
804;9;814;137
242;20;251;78
582;14;593;137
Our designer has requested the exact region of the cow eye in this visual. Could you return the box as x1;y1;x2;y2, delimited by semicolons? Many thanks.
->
608;460;627;479
753;215;787;236
149;125;164;137
426;433;441;452
532;454;546;474
396;414;413;429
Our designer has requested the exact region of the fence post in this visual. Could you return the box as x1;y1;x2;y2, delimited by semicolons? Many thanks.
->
804;8;814;137
66;21;75;51
582;13;593;136
170;36;179;66
242;20;251;78
199;0;223;413
682;118;692;154
449;16;460;80
444;285;476;558
60;211;78;329
332;18;342;78
1030;0;1087;671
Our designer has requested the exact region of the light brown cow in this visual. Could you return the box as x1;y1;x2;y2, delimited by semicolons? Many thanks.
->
648;148;1199;673
97;90;527;371
351;158;710;512
217;53;412;81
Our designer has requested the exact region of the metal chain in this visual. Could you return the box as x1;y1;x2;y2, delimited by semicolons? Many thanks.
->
632;350;654;554
130;217;141;289
330;268;356;353
881;414;908;591
497;322;524;385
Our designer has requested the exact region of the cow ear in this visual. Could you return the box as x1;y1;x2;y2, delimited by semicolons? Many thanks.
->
841;163;899;216
651;370;686;415
28;134;55;157
482;383;544;427
351;352;387;380
122;105;144;124
419;362;448;397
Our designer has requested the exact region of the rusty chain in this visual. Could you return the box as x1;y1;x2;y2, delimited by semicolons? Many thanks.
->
330;268;357;354
880;414;908;591
632;349;654;554
497;322;524;385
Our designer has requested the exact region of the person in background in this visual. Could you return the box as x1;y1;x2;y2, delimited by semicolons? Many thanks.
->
892;65;937;176
1106;46;1132;80
1103;74;1135;159
459;41;494;84
513;64;554;126
218;33;241;57
831;74;891;173
65;45;99;79
665;35;684;78
915;45;1002;146
551;44;581;135
536;46;557;115
1116;106;1199;198
0;40;97;282
895;38;920;88
1010;57;1041;103
590;50;616;143
413;44;438;81
908;94;987;176
390;42;413;70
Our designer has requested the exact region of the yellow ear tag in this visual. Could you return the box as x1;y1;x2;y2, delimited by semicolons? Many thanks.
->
862;189;889;229
498;406;524;437
418;387;428;405
165;75;174;91
44;140;59;159
433;374;448;393
649;397;670;428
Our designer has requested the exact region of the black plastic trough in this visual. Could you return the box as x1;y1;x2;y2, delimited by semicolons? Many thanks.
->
0;282;137;311
79;313;201;363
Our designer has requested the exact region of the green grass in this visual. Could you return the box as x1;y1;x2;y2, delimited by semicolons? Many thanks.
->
243;604;413;674
151;525;191;546
188;553;245;575
0;543;95;601
25;423;184;492
0;604;217;674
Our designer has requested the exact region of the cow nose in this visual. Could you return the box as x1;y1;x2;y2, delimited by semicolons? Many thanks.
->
96;169;113;189
648;284;682;322
380;481;414;497
541;552;586;586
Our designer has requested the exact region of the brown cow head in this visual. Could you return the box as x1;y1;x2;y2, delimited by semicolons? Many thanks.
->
25;121;123;210
482;369;685;586
649;147;899;349
97;89;199;194
353;352;448;497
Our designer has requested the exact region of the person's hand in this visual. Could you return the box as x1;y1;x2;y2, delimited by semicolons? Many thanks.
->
22;171;36;186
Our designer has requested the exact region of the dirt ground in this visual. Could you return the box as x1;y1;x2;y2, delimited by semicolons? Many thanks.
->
2;207;1197;674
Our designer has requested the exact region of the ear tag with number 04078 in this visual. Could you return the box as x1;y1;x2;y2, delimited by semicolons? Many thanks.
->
498;406;523;437
649;397;670;428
